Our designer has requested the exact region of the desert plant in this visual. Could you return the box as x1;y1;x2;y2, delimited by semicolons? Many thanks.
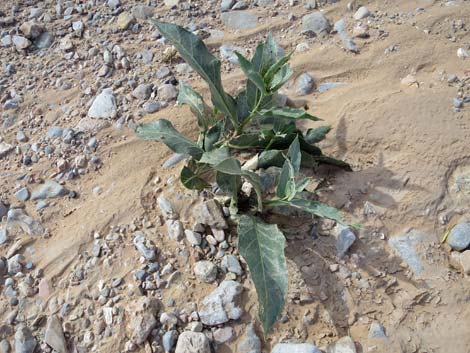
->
136;20;351;334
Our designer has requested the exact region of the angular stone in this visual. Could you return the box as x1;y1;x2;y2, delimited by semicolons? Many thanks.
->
175;332;210;353
354;6;371;20
167;219;184;241
15;188;30;202
199;280;243;326
194;261;217;283
194;200;228;229
272;343;321;353
162;330;178;352
165;0;180;7
19;21;44;39
301;12;331;38
88;89;118;119
45;316;68;353
128;298;159;345
132;5;155;20
157;84;178;101
295;73;315;95
221;0;235;11
221;11;258;30
238;323;261;353
213;327;234;344
0;143;14;158
389;230;429;275
14;325;36;353
132;84;152;100
368;322;387;340
326;336;356;353
7;209;44;236
157;196;178;219
133;231;157;261
336;226;356;259
221;255;243;275
12;35;32;50
31;181;67;200
0;228;7;245
185;230;202;246
116;12;135;30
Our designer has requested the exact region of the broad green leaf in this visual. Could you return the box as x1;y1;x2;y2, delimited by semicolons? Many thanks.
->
264;50;294;85
258;150;285;169
286;136;301;173
260;107;322;122
204;120;224;151
229;134;268;150
180;166;206;190
304;125;331;144
215;158;242;175
235;52;266;94
199;147;230;165
177;82;207;130
276;156;296;200
151;20;238;126
271;198;344;224
238;215;288;334
315;155;352;171
269;64;293;91
216;171;241;197
235;91;250;122
136;119;203;159
299;137;322;156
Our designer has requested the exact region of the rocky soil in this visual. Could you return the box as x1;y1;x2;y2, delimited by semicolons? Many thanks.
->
1;0;470;353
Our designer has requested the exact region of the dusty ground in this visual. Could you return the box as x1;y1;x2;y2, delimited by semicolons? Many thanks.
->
1;0;470;352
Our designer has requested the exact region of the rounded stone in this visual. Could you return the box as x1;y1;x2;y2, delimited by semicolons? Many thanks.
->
447;221;470;251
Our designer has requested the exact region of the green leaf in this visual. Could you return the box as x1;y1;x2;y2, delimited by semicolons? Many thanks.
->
258;150;285;169
286;135;301;173
276;156;296;200
180;166;207;190
151;20;238;126
204;120;224;151
270;198;344;224
295;177;310;193
242;170;263;212
214;158;243;175
304;125;332;144
216;171;241;197
260;107;322;122
229;134;268;150
235;90;250;122
199;147;230;165
177;82;207;130
238;215;288;334
264;50;294;85
269;64;293;91
235;52;267;94
136;119;203;159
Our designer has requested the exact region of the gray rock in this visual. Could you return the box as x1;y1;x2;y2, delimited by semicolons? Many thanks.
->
368;322;387;340
272;343;321;353
238;323;261;353
29;8;44;19
194;261;218;283
14;325;36;353
447;221;470;251
453;97;463;109
302;12;331;38
107;0;121;8
31;181;67;200
304;0;317;10
353;6;371;20
194;200;228;229
44;316;68;353
167;219;184;241
162;330;178;352
16;131;28;143
15;188;30;202
47;127;64;138
221;254;243;275
213;327;234;344
165;0;180;6
0;228;8;245
158;84;178;101
0;143;14;158
257;0;275;5
7;209;44;236
221;11;258;30
12;35;31;50
88;89;118;119
1;35;12;47
221;0;235;11
334;19;358;53
157;196;178;219
336;226;356;259
141;49;154;64
326;336;356;353
132;5;155;20
199;280;243;326
185;230;202;246
144;101;163;113
129;312;158;345
132;84;152;100
8;255;24;275
318;82;347;93
389;230;427;275
220;44;246;64
0;339;11;353
133;231;157;261
19;21;44;39
232;1;248;10
295;73;315;95
175;331;210;353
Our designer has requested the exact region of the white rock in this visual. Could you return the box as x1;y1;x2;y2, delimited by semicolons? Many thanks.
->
88;89;118;119
175;331;210;353
272;343;321;353
457;48;468;59
194;261;217;283
353;6;371;20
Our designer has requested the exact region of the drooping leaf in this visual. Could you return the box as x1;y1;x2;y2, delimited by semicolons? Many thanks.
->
214;158;243;175
235;52;266;94
180;166;207;190
204;120;224;151
151;20;238;125
177;82;207;130
199;147;230;165
238;215;288;334
258;150;285;169
136;119;203;159
260;107;322;122
286;135;301;173
304;125;332;144
299;137;323;156
269;64;293;91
